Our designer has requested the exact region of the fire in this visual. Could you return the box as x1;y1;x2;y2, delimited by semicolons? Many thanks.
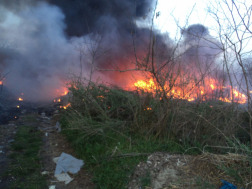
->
0;81;2;85
56;87;69;97
96;95;105;98
144;107;152;110
132;77;247;104
17;106;20;108
134;79;157;91
18;98;23;101
60;103;71;109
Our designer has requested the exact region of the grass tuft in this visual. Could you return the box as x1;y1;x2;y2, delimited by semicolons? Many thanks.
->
2;126;47;189
59;77;252;188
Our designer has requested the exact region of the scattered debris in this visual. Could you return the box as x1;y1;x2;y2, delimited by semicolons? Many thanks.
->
49;185;56;189
41;171;49;175
53;157;59;163
55;122;61;133
220;180;239;189
55;173;74;185
54;152;84;185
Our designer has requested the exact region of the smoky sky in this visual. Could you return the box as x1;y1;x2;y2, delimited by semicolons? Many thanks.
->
0;0;157;101
180;24;222;77
0;0;223;102
2;0;154;37
47;0;153;37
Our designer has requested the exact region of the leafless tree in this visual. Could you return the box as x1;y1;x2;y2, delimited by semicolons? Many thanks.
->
207;0;252;146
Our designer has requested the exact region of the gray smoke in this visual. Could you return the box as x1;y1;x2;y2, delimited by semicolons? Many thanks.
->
0;0;223;102
0;2;81;101
180;24;222;78
0;0;156;101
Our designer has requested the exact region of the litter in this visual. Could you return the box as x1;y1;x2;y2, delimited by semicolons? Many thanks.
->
55;122;61;132
220;180;243;189
41;171;49;175
55;173;73;185
49;185;56;189
54;152;84;185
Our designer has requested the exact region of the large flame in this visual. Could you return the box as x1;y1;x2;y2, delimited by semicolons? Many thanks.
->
133;77;247;104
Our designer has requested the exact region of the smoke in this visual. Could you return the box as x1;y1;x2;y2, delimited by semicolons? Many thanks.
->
0;0;223;102
0;0;156;101
180;24;223;79
46;0;153;37
0;2;81;101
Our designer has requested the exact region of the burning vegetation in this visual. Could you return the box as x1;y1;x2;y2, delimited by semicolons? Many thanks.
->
59;77;251;188
133;77;247;104
0;0;252;187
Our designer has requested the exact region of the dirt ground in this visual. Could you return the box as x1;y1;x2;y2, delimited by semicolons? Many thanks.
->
0;112;245;189
37;113;96;189
0;112;95;189
0;123;18;188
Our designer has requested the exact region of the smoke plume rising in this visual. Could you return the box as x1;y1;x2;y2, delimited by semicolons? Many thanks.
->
0;0;221;101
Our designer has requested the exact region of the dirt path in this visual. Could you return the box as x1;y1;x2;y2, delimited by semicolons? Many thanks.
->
0;113;95;189
39;113;95;189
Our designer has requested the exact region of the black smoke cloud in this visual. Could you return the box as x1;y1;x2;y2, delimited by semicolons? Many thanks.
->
0;0;156;101
0;0;222;102
46;0;153;37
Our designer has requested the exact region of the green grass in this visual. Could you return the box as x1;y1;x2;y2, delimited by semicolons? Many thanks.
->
2;126;47;189
140;171;151;188
59;78;252;188
60;116;195;189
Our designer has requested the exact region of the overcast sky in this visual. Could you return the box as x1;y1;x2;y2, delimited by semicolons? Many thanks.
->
156;0;210;34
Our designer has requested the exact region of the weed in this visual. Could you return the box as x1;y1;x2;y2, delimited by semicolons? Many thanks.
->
2;126;47;189
60;78;252;188
140;171;151;188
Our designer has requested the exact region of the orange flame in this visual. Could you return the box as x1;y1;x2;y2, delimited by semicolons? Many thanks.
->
60;103;71;109
18;98;23;101
133;77;247;104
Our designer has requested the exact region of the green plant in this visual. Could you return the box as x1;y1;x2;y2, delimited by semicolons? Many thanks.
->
1;126;47;189
140;171;151;188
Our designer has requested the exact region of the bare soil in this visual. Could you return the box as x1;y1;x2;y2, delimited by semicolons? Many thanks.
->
38;113;96;189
